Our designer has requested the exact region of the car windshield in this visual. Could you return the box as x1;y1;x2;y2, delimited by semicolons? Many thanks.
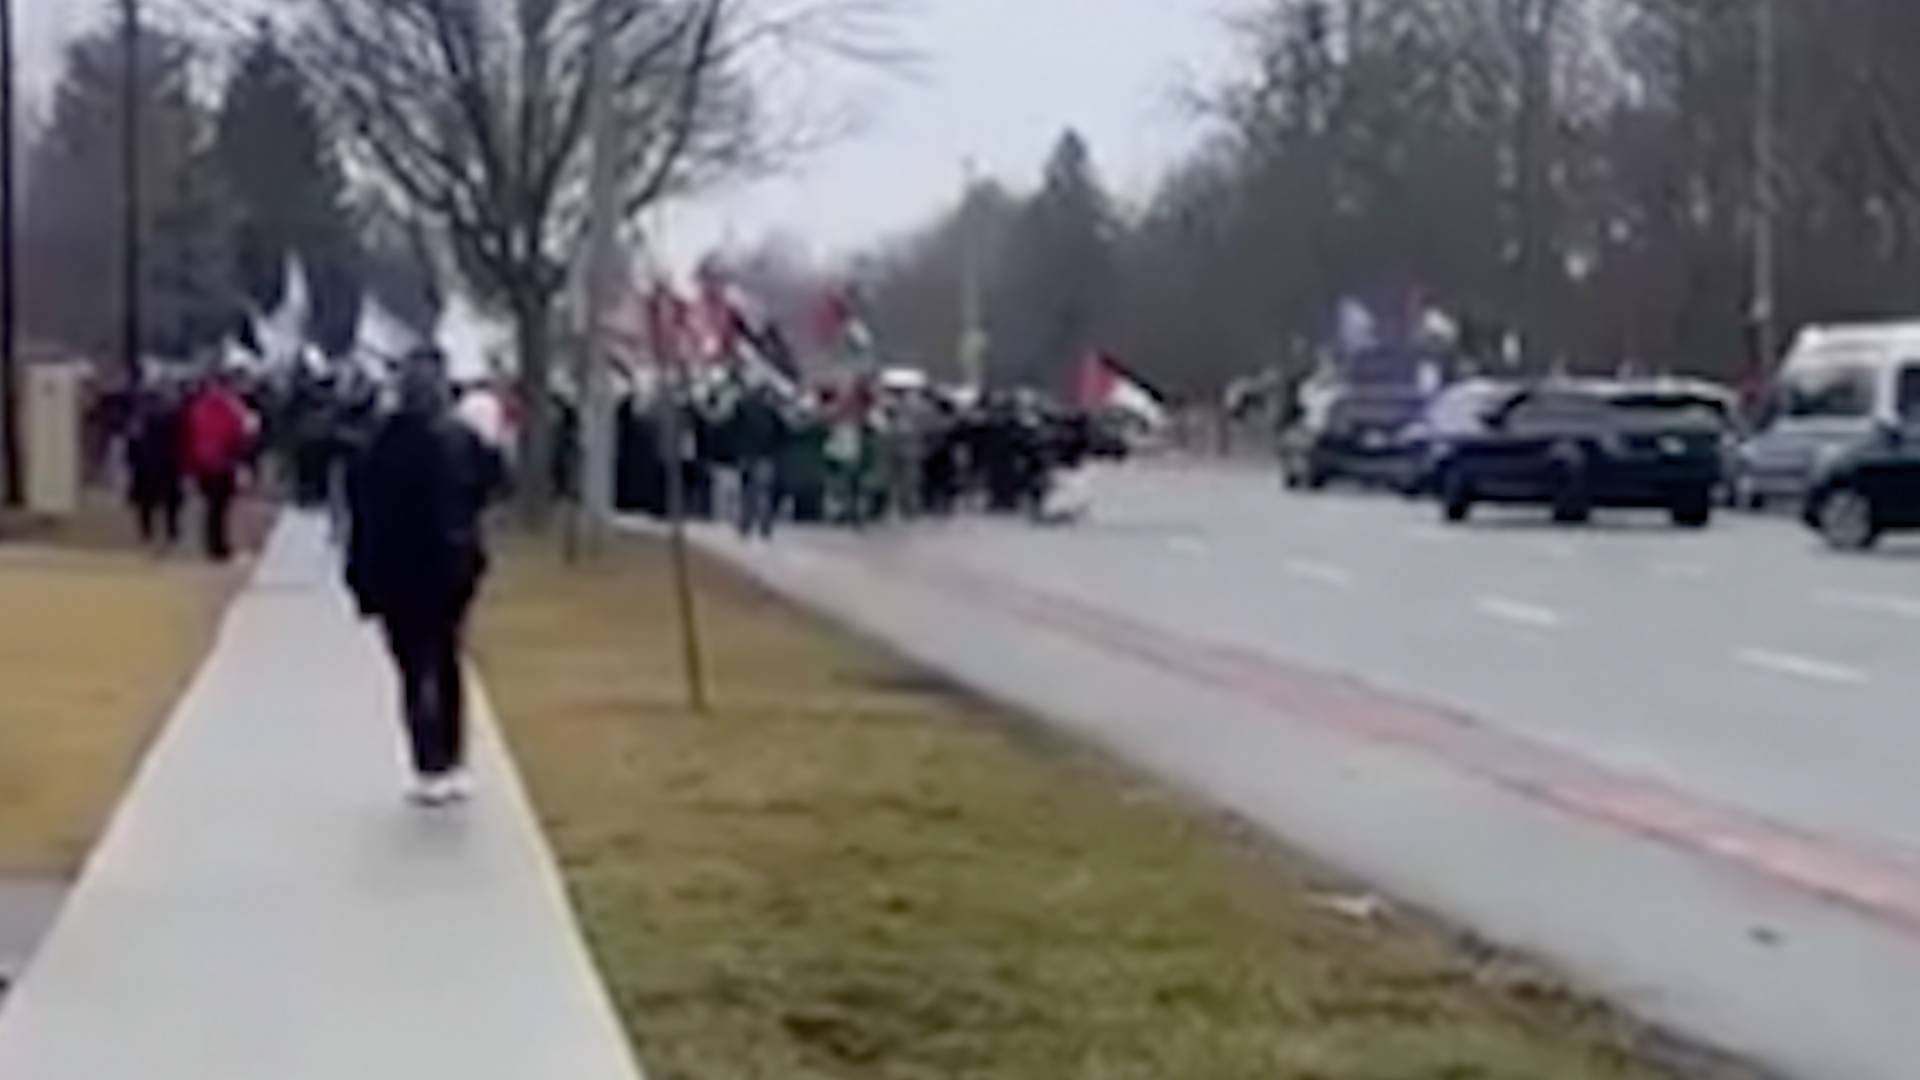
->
1778;364;1877;420
1607;394;1730;431
1423;385;1514;435
1499;390;1615;434
1329;391;1424;431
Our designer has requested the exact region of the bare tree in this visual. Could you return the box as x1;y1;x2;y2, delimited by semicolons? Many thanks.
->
870;0;1920;402
292;0;886;520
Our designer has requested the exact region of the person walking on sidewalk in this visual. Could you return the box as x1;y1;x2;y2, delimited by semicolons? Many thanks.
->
347;349;505;807
126;385;185;551
181;372;255;563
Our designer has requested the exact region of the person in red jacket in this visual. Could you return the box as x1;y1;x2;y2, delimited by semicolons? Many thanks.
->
180;372;254;562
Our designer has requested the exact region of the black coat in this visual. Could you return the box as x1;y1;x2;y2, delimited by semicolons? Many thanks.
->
126;406;183;504
346;413;503;622
732;392;788;460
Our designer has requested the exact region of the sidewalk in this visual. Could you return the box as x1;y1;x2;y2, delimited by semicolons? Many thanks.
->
0;514;640;1079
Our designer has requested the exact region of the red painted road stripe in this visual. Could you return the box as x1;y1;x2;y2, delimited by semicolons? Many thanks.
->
866;547;1920;937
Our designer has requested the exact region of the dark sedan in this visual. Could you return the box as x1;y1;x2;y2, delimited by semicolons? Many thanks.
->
1433;382;1725;527
1399;379;1519;497
1802;428;1920;550
1279;387;1427;491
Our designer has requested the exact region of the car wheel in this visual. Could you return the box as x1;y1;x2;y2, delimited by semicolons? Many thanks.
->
1549;455;1592;525
1551;485;1591;525
1672;491;1713;529
1817;489;1879;551
1441;470;1473;524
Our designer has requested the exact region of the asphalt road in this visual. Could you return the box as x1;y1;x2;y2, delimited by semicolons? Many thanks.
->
696;462;1920;1079
920;466;1920;861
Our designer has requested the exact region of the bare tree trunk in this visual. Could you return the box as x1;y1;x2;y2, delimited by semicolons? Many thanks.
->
1513;0;1560;369
120;0;142;384
0;0;20;506
514;291;556;527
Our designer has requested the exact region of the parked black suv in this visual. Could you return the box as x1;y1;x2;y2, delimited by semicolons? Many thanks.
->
1802;427;1920;550
1433;381;1726;527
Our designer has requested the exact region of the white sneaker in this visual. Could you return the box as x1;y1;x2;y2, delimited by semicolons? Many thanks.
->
407;774;456;807
442;769;475;803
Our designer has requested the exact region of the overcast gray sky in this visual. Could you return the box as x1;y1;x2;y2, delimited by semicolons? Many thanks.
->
19;0;93;103
666;0;1241;265
19;0;1242;267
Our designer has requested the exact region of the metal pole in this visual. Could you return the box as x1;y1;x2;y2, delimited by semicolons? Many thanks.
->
121;0;143;384
1752;0;1779;376
576;0;620;554
1514;0;1556;371
957;157;985;390
0;0;21;506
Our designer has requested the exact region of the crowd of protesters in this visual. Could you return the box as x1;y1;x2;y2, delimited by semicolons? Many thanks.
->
118;371;260;561
612;372;1126;538
108;356;490;561
104;352;1125;570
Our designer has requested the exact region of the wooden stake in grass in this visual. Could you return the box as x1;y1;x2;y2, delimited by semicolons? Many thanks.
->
652;286;708;715
665;502;707;715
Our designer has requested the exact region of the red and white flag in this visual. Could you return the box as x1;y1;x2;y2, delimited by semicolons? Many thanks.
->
1078;352;1168;429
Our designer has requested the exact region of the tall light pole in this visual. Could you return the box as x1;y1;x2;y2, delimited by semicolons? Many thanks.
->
1513;0;1560;371
957;157;986;389
0;0;20;506
121;0;143;383
1751;0;1779;375
577;0;619;550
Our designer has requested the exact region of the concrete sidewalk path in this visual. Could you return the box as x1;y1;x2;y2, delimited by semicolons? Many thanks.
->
0;514;641;1079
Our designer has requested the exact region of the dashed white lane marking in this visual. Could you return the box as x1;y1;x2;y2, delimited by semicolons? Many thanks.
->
1815;590;1920;621
1474;596;1565;629
1534;541;1579;561
1734;648;1870;686
1651;561;1712;580
1284;560;1356;587
1168;536;1212;557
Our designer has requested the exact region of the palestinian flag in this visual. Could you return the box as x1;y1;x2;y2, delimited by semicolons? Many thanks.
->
1078;352;1169;429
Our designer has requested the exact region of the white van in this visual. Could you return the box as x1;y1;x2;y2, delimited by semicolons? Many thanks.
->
1732;321;1920;507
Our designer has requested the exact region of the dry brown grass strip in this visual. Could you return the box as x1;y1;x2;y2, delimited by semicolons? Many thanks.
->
0;545;229;876
476;533;1704;1080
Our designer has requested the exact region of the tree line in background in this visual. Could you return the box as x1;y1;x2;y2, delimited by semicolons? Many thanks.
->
863;0;1920;403
19;22;430;365
17;0;882;519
